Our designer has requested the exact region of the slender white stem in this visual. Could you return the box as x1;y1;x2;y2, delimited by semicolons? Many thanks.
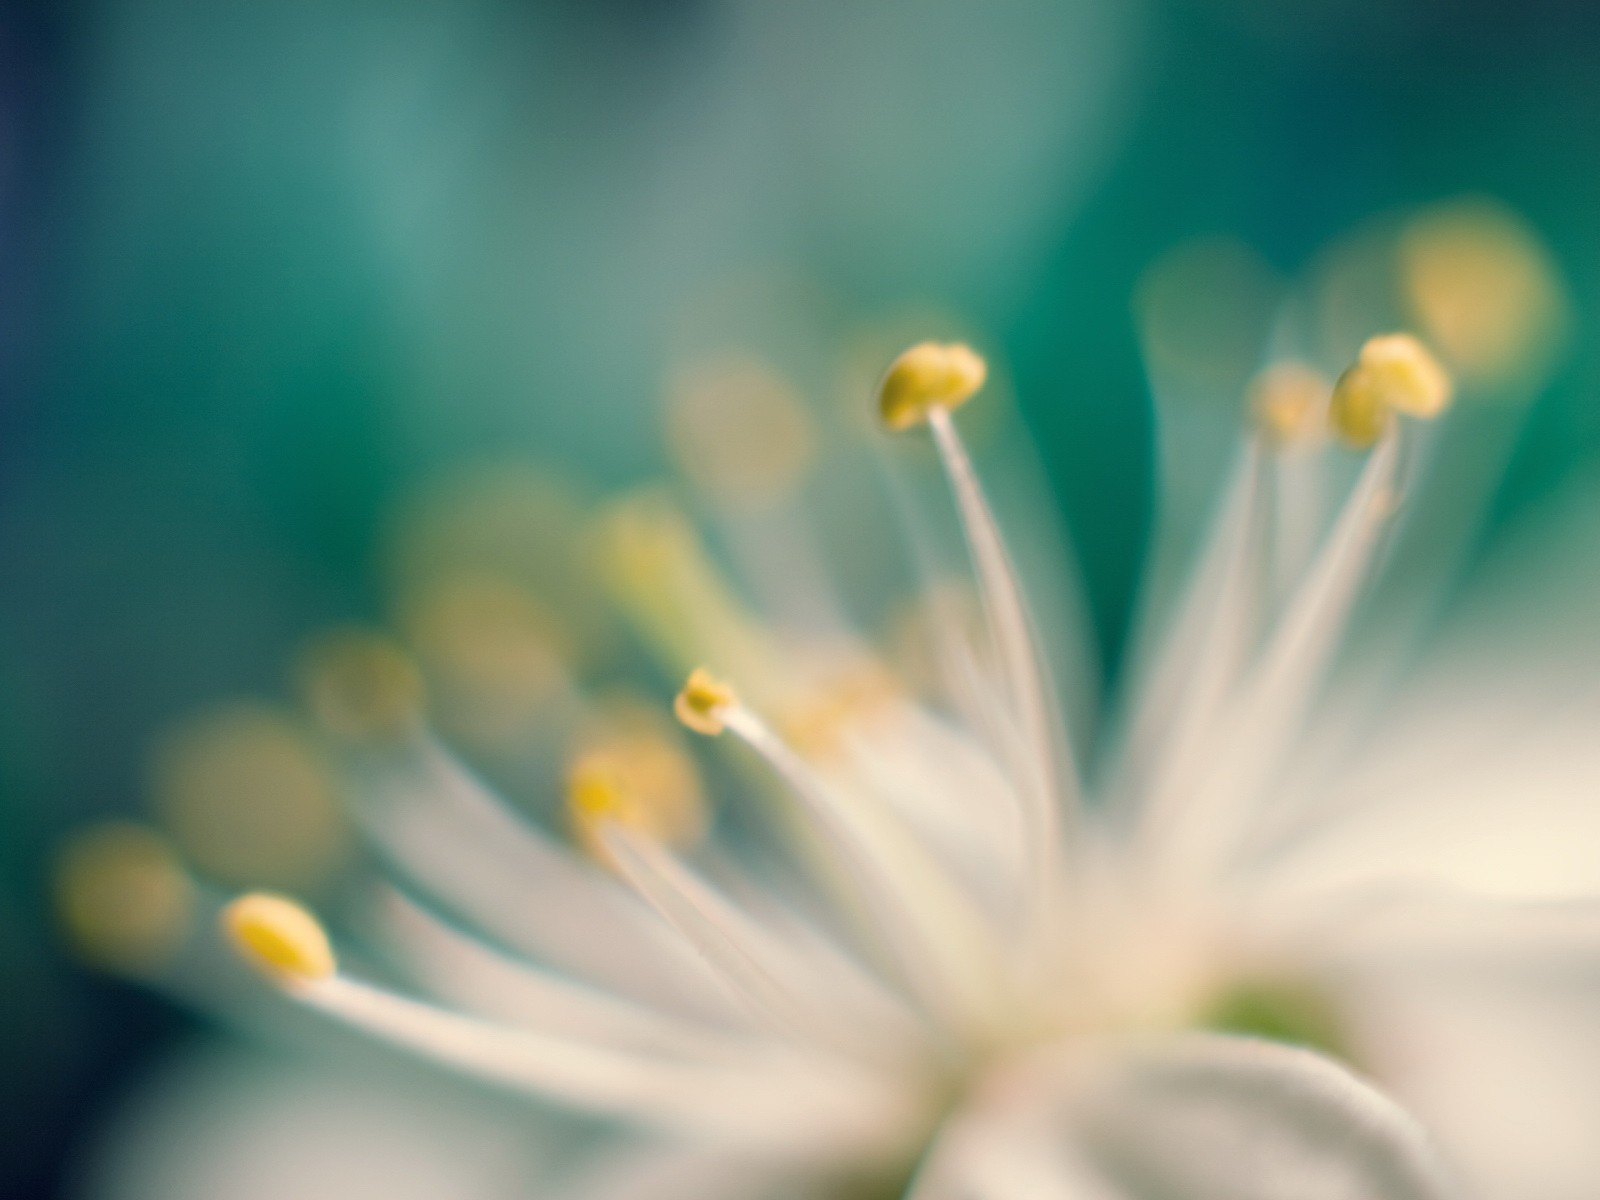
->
293;974;907;1153
599;823;872;1051
925;408;1071;955
1109;442;1267;820
377;888;776;1063
1143;431;1403;876
347;736;743;1024
722;703;1005;1036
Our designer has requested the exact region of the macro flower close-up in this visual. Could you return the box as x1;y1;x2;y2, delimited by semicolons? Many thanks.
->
9;3;1600;1200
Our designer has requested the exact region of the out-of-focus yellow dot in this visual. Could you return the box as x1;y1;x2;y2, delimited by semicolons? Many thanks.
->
152;703;348;889
888;580;992;703
388;468;609;670
777;656;900;759
1401;198;1566;388
400;574;564;748
665;355;817;505
297;630;425;743
566;698;708;864
55;823;194;975
1247;362;1331;447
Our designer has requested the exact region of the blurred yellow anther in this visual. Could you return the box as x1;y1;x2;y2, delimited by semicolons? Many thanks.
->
779;659;900;758
55;823;194;975
877;341;987;431
1329;333;1453;448
1248;362;1330;446
1401;198;1566;387
674;667;737;736
222;892;335;984
666;355;816;505
401;575;564;749
564;730;707;863
152;703;346;890
298;629;425;742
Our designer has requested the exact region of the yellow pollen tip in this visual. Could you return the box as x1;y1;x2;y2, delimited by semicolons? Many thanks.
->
1247;362;1330;446
54;823;194;975
297;629;425;742
877;341;987;431
1329;333;1454;448
222;892;335;984
674;667;736;736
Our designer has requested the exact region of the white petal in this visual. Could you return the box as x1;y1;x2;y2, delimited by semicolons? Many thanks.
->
921;1034;1458;1200
1348;970;1600;1200
547;1141;829;1200
1074;1034;1457;1200
79;1039;553;1200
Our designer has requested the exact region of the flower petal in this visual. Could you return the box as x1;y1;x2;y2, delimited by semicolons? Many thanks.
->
919;1034;1458;1200
547;1141;832;1200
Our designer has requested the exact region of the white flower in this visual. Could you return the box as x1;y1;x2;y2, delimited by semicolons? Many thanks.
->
66;290;1599;1199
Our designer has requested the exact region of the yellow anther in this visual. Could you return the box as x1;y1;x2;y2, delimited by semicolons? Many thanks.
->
55;823;194;975
1329;333;1453;448
401;574;564;748
152;703;346;889
1247;362;1330;446
297;629;425;742
674;667;737;736
666;355;817;504
564;736;703;861
1401;198;1566;386
222;892;335;984
1357;334;1453;417
779;660;900;758
877;341;988;431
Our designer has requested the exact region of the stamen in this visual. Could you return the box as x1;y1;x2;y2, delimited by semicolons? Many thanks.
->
378;888;773;1063
694;684;1005;1035
565;735;706;867
284;973;915;1154
1329;334;1453;448
54;823;195;975
674;667;738;736
596;493;785;697
595;821;861;1048
297;629;426;743
1248;362;1330;448
399;574;567;748
1147;429;1406;872
1109;443;1267;818
665;354;816;506
222;892;336;984
151;703;347;890
1400;198;1566;386
876;342;987;431
343;733;745;1023
897;354;1072;954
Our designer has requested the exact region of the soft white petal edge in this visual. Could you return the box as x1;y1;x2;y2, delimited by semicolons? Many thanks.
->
914;1033;1459;1200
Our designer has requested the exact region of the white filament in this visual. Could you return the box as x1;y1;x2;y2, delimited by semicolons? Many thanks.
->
376;888;777;1063
294;974;907;1154
1143;431;1403;875
926;407;1072;956
1109;442;1267;822
722;702;1005;1036
598;824;881;1055
347;736;743;1024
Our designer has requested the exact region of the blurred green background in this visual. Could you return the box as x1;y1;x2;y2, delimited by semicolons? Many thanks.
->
4;0;1600;1195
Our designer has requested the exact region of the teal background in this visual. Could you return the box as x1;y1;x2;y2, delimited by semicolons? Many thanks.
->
4;1;1600;1196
